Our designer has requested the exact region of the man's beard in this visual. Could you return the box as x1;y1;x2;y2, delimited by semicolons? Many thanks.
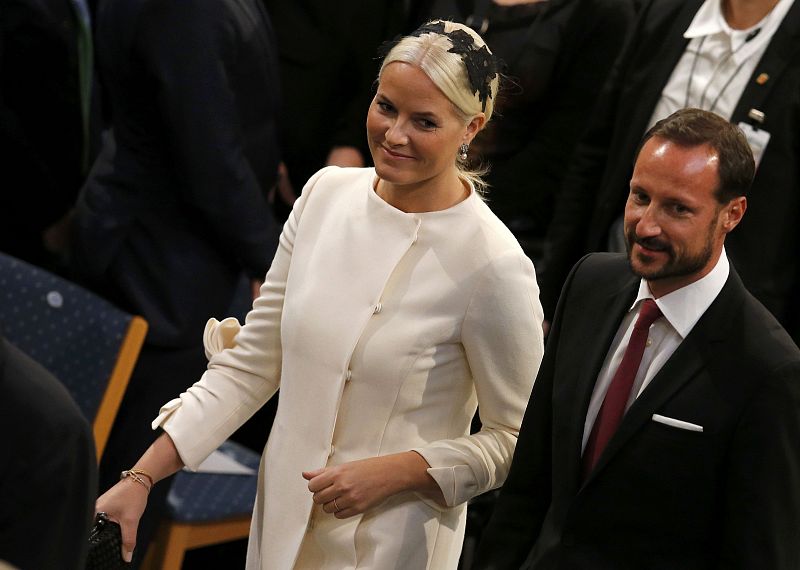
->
624;225;715;283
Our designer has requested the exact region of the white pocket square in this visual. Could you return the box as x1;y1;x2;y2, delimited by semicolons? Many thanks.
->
651;414;703;432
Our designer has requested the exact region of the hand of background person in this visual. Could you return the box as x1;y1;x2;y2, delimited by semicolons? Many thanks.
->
94;479;149;562
251;279;263;301
269;162;297;207
325;146;366;168
302;451;441;518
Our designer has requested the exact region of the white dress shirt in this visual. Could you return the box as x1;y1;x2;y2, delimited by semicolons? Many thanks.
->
649;0;794;127
582;250;730;451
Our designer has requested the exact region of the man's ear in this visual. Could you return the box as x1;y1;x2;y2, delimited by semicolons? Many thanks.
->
721;196;747;234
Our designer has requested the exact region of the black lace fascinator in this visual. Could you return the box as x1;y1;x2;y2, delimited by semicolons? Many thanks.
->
383;21;498;112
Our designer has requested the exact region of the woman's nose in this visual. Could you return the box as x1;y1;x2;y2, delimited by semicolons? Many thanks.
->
385;120;409;146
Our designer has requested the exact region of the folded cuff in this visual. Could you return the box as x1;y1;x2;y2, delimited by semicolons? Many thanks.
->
202;317;241;359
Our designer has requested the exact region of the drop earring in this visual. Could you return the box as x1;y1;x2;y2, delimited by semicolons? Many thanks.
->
459;143;469;161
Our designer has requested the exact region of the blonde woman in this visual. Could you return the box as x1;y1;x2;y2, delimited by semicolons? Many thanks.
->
97;20;544;569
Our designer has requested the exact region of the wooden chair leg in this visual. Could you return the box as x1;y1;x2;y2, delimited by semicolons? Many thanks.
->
142;522;191;570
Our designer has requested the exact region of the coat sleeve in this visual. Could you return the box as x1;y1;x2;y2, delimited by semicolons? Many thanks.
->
472;254;588;569
152;168;332;469
413;250;545;507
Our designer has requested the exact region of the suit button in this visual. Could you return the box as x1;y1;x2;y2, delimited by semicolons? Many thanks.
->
329;445;335;457
373;303;382;314
345;369;352;382
562;534;576;547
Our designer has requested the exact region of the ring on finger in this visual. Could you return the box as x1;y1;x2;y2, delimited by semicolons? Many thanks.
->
333;498;341;513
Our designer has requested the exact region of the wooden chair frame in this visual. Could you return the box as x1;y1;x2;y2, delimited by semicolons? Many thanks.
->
142;514;252;570
92;315;148;460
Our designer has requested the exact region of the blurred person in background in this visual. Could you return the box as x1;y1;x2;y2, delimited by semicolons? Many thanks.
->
0;333;96;570
0;0;99;271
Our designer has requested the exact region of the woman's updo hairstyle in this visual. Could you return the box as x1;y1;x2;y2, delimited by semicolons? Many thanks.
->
380;20;498;122
379;20;499;190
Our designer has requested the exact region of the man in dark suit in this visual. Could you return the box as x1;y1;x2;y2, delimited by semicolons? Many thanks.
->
70;0;281;562
0;335;97;570
473;109;800;569
0;0;99;269
537;0;800;345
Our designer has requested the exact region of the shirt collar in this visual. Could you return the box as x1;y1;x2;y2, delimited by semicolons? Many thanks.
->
684;0;794;65
684;0;729;39
630;247;730;339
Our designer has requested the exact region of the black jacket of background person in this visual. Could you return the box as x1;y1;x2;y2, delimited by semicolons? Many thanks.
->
0;336;96;570
265;0;405;193
537;0;800;344
474;253;800;570
0;0;100;266
72;0;281;346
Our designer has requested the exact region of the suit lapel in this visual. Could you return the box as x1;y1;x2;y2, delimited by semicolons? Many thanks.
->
564;276;639;478
732;1;800;125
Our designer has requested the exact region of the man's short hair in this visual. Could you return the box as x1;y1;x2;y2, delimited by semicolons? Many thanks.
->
638;108;756;202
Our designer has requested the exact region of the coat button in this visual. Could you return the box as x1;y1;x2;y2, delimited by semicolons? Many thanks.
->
329;445;335;457
373;303;382;314
345;369;352;382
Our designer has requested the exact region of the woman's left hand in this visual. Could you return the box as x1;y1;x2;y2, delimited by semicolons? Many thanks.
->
302;452;437;519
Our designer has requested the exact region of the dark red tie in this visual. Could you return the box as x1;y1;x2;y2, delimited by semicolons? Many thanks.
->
582;299;663;480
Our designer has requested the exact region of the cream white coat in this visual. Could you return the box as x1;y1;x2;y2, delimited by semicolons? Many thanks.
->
154;167;544;569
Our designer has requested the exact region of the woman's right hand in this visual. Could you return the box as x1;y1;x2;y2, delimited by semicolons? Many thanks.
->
95;478;150;563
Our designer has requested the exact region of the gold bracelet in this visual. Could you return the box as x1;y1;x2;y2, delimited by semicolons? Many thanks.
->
128;468;154;488
120;469;152;493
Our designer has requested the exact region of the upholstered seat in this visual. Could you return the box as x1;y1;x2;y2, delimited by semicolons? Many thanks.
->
167;440;260;522
0;252;146;459
143;439;260;569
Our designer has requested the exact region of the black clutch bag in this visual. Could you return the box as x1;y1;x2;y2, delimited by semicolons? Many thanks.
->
86;512;131;570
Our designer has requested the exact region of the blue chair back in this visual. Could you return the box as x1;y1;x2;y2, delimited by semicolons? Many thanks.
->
0;252;134;421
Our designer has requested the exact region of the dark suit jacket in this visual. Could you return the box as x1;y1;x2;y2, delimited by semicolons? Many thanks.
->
265;0;403;192
0;337;97;570
474;253;800;570
538;0;800;344
0;0;99;266
72;0;280;347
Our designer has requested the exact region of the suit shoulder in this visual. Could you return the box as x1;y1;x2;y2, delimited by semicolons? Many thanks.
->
733;293;800;370
571;252;632;285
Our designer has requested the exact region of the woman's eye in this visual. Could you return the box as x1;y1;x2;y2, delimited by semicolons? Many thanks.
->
377;101;394;113
418;119;438;130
